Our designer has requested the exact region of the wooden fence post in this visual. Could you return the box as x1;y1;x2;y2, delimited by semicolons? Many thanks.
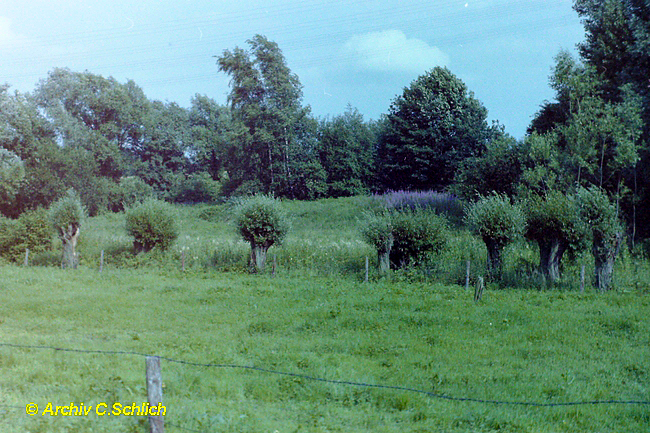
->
181;251;185;272
465;260;470;289
474;276;484;302
24;249;29;267
580;265;585;293
146;356;164;433
99;250;104;273
365;256;369;283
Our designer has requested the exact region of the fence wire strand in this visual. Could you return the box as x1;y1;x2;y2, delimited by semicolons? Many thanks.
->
1;341;648;408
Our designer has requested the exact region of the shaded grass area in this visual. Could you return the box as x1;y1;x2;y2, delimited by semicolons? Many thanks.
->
0;266;648;432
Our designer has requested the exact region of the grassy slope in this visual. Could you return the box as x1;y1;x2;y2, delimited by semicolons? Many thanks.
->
0;197;648;432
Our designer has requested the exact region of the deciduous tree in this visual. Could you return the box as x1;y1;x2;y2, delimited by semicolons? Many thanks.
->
318;106;377;197
188;94;232;181
125;199;179;253
453;132;523;200
235;194;289;272
524;191;586;285
377;67;489;191
465;194;526;282
48;189;86;269
0;148;24;205
216;35;326;199
577;186;623;291
0;87;65;216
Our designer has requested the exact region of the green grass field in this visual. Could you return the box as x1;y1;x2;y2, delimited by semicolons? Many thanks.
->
0;197;649;432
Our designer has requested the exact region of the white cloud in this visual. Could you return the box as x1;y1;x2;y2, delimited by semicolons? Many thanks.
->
344;30;449;73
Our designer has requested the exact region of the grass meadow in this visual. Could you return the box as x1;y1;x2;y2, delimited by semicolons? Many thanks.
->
0;196;649;432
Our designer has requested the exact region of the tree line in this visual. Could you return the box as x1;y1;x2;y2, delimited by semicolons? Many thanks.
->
1;2;649;258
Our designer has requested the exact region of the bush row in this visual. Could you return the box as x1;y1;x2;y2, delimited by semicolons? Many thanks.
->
0;190;642;292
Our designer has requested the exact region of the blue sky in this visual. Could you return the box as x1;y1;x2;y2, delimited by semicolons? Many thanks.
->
1;0;585;138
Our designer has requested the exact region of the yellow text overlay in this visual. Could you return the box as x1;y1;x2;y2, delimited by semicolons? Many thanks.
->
26;402;166;417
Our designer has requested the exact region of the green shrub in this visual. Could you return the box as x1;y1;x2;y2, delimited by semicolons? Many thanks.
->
49;189;86;231
125;199;179;253
465;193;525;281
0;208;52;263
390;209;449;268
0;217;18;259
360;209;448;272
197;205;226;222
48;189;86;268
524;191;587;284
359;211;393;273
76;176;119;217
235;195;290;272
577;186;623;291
17;208;52;258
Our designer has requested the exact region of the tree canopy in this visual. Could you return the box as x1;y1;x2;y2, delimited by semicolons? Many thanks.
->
0;148;25;205
216;35;326;199
572;0;650;242
377;67;490;192
318;106;377;197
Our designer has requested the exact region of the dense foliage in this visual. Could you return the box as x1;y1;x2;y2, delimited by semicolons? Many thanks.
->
318;106;377;197
389;210;449;268
524;191;587;283
217;35;326;199
48;189;86;268
125;199;179;253
48;189;86;235
359;211;393;260
465;194;526;280
377;67;490;191
360;211;393;272
167;172;221;204
0;148;25;206
0;208;51;262
453;132;523;200
577;186;624;291
235;194;290;272
360;208;448;272
114;176;156;209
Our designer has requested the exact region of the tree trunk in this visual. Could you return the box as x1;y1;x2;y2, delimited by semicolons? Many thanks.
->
538;239;567;285
593;232;622;292
485;239;503;282
268;143;274;191
282;126;294;198
378;249;391;275
250;244;268;273
60;223;80;269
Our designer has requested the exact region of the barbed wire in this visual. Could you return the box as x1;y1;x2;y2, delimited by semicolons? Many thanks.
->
0;342;648;408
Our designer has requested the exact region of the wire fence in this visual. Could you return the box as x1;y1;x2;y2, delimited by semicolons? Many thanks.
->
1;340;649;431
